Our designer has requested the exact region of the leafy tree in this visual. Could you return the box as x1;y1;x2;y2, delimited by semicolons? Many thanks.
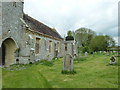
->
67;30;73;36
89;35;109;51
105;35;115;47
75;27;96;47
66;30;74;41
68;28;116;54
82;46;90;53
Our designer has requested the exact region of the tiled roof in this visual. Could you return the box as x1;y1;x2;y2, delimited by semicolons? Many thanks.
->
23;14;63;40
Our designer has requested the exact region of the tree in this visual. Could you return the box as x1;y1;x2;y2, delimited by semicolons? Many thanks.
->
89;35;110;51
67;30;73;36
105;35;115;47
82;46;90;53
66;30;74;41
75;27;96;47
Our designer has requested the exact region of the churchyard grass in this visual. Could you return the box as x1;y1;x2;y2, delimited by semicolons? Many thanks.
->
2;54;118;88
0;67;2;89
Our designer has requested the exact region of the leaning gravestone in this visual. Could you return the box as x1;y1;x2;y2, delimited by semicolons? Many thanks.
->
63;54;73;71
109;56;116;65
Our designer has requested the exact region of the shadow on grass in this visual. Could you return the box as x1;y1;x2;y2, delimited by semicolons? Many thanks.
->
106;63;119;66
35;60;54;67
2;58;61;71
61;70;77;75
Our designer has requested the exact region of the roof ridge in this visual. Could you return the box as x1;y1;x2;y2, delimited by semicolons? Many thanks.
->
23;14;63;40
24;14;55;31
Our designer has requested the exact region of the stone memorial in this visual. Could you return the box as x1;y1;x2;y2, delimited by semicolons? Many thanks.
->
63;54;73;71
115;52;119;57
94;51;96;54
110;51;113;55
109;56;116;65
106;52;109;56
104;51;106;54
84;52;88;56
62;35;76;73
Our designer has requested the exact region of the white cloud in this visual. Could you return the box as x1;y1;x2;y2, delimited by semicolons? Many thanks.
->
114;36;119;45
24;0;119;43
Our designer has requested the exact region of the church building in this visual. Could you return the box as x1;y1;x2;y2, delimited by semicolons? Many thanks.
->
0;1;76;66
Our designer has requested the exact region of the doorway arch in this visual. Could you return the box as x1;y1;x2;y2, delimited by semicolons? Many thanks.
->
0;38;18;66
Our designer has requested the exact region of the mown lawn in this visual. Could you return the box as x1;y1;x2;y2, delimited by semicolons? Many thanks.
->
0;68;2;89
2;54;119;88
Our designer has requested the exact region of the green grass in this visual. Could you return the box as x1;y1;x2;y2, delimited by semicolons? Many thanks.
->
0;67;2;89
2;54;119;88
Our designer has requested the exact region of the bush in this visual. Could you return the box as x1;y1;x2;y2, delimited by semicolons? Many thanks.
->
79;46;91;54
90;52;93;54
80;57;87;61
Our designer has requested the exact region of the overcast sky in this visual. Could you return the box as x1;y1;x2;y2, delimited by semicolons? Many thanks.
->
24;0;119;45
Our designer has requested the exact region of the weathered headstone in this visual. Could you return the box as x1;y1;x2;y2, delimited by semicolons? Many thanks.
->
115;52;119;57
110;51;113;55
109;56;116;65
84;52;88;56
94;51;96;54
104;51;106;54
63;54;73;71
106;52;109;56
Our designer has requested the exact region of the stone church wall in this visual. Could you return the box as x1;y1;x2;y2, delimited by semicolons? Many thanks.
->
1;1;77;66
2;2;31;65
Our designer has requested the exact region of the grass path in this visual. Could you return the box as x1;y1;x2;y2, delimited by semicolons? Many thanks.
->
2;54;119;88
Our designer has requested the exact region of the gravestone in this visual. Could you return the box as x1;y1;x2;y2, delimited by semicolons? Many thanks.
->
106;52;109;56
94;51;96;54
84;52;88;56
109;56;116;65
115;52;119;57
63;54;73;71
110;51;113;55
104;51;106;54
